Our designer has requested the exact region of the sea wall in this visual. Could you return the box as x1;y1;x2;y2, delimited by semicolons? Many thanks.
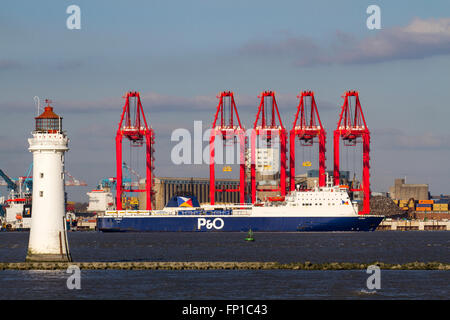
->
1;261;449;270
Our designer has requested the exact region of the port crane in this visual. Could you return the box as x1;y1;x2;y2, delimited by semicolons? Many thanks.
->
209;91;246;204
65;171;88;186
0;169;18;192
289;91;326;190
250;91;287;203
122;162;141;188
1;165;87;188
333;91;371;215
115;91;155;210
0;167;33;199
96;163;139;191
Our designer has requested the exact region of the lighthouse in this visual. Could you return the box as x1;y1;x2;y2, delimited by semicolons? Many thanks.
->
26;100;71;262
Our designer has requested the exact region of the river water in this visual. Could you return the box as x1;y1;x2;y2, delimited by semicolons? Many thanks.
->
0;231;448;299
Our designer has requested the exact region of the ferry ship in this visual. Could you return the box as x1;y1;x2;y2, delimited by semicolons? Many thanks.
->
97;178;384;232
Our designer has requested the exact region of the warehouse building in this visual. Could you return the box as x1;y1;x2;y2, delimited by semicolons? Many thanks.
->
138;177;251;210
389;178;429;200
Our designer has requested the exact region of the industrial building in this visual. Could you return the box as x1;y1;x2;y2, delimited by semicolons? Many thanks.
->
138;177;250;210
389;178;429;200
245;148;280;175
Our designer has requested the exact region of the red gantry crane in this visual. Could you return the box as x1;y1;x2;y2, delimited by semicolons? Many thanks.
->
209;91;246;204
250;91;287;203
116;91;155;210
289;91;326;190
333;91;371;215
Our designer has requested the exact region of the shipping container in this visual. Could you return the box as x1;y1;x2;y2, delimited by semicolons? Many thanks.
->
418;200;434;204
433;204;448;211
416;203;432;207
416;207;432;211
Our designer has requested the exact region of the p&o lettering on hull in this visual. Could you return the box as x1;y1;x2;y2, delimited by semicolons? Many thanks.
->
197;218;224;230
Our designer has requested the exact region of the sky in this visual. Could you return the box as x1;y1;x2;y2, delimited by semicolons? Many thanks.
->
1;0;450;202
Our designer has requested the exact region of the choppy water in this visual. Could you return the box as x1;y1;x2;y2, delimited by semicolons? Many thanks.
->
0;231;449;299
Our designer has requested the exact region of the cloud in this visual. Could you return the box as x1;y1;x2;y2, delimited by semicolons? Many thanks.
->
0;58;88;73
140;92;217;112
2;90;340;127
328;17;450;65
53;60;85;71
374;128;450;150
238;17;450;66
239;36;321;59
34;92;277;114
0;59;22;70
40;92;219;114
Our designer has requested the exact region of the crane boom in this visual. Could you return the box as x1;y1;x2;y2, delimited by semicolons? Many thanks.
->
0;169;17;192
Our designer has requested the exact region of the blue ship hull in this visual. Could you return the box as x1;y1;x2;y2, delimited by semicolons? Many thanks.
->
97;215;384;232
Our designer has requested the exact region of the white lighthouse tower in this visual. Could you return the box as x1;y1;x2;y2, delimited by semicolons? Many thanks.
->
26;100;71;262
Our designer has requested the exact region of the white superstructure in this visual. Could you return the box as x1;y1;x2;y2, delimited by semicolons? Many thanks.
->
4;199;32;229
203;181;359;217
87;189;115;212
104;178;360;218
26;103;71;262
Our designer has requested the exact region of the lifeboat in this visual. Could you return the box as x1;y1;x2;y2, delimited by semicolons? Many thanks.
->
267;196;285;202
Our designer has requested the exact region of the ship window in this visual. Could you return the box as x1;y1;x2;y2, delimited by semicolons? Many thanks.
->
61;172;64;180
40;173;44;178
39;191;43;197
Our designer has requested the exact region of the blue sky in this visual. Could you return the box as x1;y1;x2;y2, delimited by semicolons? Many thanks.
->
1;0;450;201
